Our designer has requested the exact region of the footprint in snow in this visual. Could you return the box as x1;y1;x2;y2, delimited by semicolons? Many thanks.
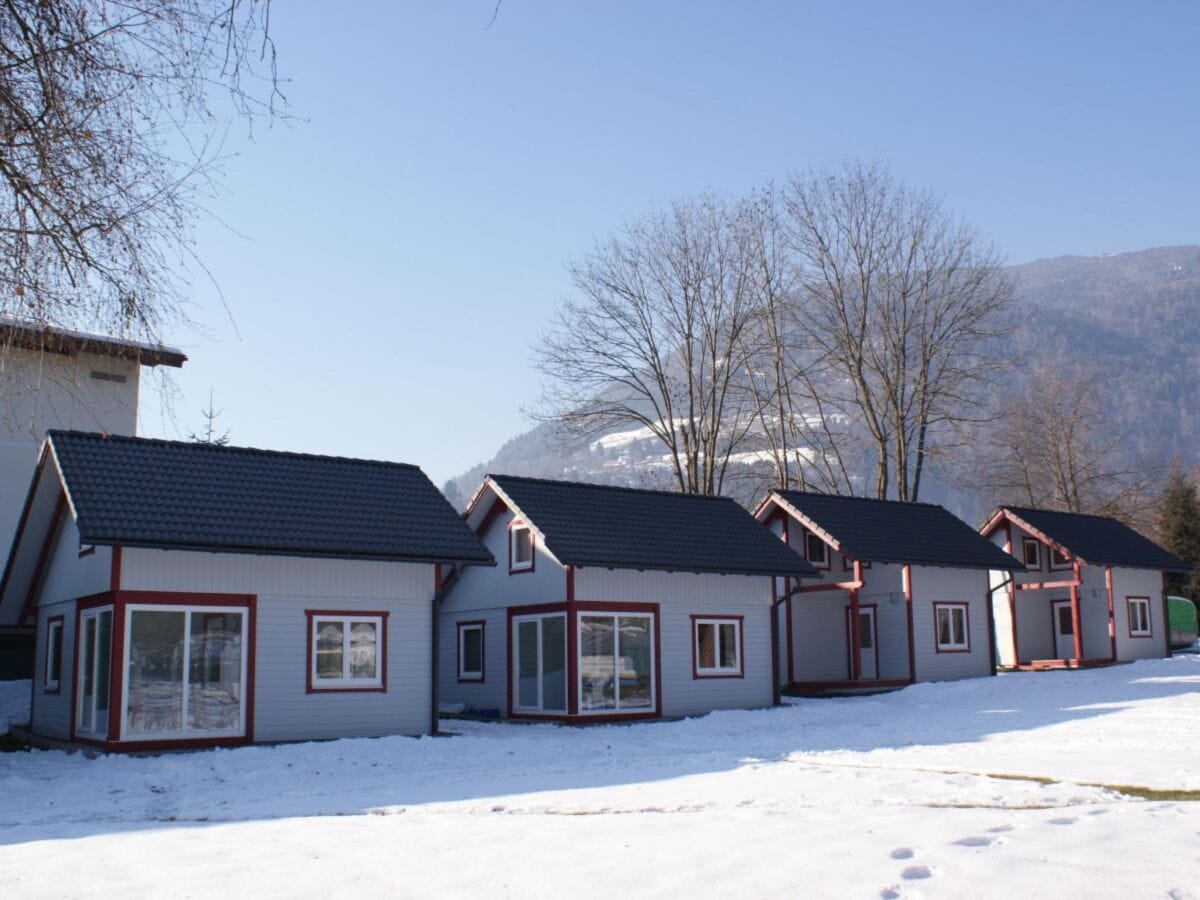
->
954;836;993;847
988;824;1015;833
889;847;914;860
901;865;933;880
880;888;902;899
1048;816;1077;826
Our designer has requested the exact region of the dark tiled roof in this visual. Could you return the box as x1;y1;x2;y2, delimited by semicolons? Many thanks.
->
48;431;494;565
488;475;818;578
1000;506;1188;572
773;490;1020;570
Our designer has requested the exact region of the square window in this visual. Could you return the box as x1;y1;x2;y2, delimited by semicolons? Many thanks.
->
510;525;534;572
805;532;829;567
458;622;485;681
934;603;969;652
693;617;742;677
1049;546;1071;570
1127;598;1152;637
307;612;386;691
1021;538;1041;569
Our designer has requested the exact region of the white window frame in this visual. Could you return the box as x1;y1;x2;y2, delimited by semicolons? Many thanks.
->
805;532;829;567
120;603;249;741
310;614;385;690
1048;546;1072;571
1127;597;1152;637
576;611;657;715
511;612;567;713
45;618;63;690
693;617;742;677
77;605;114;738
1021;537;1041;569
457;621;485;681
510;524;534;572
934;602;970;652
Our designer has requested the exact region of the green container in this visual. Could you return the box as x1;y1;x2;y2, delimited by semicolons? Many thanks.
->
1168;596;1199;649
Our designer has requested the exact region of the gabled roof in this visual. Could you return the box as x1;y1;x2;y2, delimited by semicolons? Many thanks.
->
765;490;1020;571
40;431;494;564
990;505;1188;572
483;475;818;578
0;314;186;368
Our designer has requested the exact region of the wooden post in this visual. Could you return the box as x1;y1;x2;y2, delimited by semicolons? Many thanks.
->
1006;521;1021;665
903;564;915;682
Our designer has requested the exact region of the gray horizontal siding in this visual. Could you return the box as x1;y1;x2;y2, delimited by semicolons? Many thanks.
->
31;598;76;740
438;606;508;716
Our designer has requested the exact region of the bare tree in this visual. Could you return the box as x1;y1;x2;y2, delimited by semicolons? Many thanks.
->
970;365;1157;525
772;160;1013;500
532;196;761;495
0;1;283;344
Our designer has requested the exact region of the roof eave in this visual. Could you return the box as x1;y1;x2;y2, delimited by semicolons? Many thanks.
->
81;538;497;568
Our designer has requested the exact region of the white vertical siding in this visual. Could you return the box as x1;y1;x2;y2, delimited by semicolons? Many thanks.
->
37;518;112;607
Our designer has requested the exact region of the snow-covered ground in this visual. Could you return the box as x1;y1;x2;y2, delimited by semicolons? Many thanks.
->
0;678;29;734
1;658;1198;898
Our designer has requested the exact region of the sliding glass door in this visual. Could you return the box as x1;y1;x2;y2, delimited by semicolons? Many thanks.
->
579;613;654;714
122;604;248;740
76;606;113;738
512;613;566;713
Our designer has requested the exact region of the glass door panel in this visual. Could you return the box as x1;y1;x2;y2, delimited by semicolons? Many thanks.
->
512;614;566;713
540;616;566;712
617;616;652;709
77;607;113;738
516;619;540;709
188;612;243;732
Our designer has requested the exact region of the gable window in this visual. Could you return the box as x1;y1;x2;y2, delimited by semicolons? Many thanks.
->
805;532;829;568
1048;546;1072;570
934;602;970;652
692;616;742;678
510;524;534;573
307;611;387;692
44;616;64;691
1127;597;1152;637
457;621;485;682
1021;538;1041;569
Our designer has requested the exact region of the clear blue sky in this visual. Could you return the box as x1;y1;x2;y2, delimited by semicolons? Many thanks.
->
143;1;1200;484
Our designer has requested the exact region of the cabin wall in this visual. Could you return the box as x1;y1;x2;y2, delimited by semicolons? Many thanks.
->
910;565;993;681
1113;567;1169;661
30;597;76;740
121;547;437;740
37;518;112;608
576;568;774;717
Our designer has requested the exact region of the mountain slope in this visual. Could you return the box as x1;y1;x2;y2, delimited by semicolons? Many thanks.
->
444;245;1200;515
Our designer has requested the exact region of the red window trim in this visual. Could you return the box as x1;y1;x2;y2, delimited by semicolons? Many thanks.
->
78;543;96;558
690;614;745;679
305;609;390;694
43;614;65;694
933;601;971;653
505;600;663;722
804;530;831;571
1126;595;1153;638
1021;537;1042;570
66;590;257;751
508;520;536;575
457;619;486;683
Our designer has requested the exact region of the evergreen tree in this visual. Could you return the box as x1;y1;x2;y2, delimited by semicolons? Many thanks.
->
1158;468;1200;600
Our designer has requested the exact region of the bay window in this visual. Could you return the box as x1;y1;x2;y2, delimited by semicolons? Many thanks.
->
123;604;248;739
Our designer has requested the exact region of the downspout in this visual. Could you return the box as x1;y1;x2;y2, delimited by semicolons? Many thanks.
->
1105;566;1117;663
902;565;916;683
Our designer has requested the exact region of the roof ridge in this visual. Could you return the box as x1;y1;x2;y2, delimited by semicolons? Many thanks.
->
489;473;739;503
1001;504;1125;524
48;430;421;471
774;488;942;509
